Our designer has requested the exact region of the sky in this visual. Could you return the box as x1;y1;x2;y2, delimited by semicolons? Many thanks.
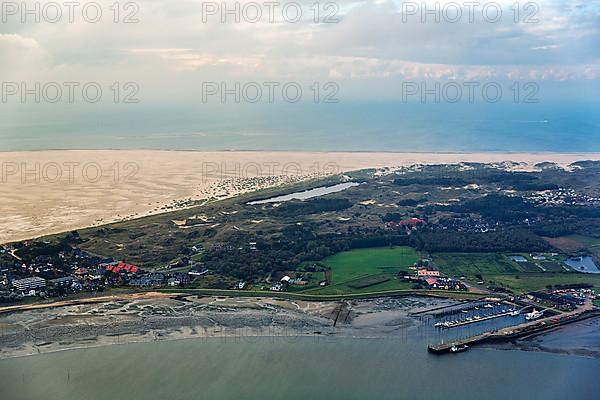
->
1;0;599;150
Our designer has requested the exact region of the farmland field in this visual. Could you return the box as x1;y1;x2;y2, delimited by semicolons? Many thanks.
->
430;252;600;294
544;235;600;256
565;235;600;248
431;253;521;276
539;261;569;272
479;273;600;293
323;247;418;282
301;247;418;295
567;235;600;259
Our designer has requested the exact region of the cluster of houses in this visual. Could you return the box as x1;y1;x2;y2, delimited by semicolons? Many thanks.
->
98;261;209;289
403;263;468;291
437;216;493;233
4;275;79;297
529;288;595;311
0;244;211;300
524;188;600;207
267;274;311;292
386;218;426;232
0;244;112;298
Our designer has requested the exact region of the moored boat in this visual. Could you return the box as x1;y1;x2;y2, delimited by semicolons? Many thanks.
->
525;309;544;320
450;344;469;353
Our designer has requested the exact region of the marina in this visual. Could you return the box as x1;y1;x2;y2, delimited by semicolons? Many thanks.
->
410;299;490;318
434;307;522;329
428;306;600;354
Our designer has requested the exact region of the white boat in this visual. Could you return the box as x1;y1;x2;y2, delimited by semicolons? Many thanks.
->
525;309;544;320
484;304;493;308
510;310;520;316
450;344;469;353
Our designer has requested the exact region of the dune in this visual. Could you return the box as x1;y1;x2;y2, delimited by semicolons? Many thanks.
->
1;150;599;244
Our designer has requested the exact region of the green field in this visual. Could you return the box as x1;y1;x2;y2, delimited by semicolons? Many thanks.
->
539;261;568;272
432;253;520;276
566;235;600;248
567;235;600;259
301;246;419;295
477;273;600;293
545;235;600;258
431;252;600;294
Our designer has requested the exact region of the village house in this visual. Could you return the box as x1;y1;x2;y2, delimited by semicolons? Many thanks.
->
167;272;191;287
417;268;441;277
424;277;467;291
270;283;284;291
49;276;74;288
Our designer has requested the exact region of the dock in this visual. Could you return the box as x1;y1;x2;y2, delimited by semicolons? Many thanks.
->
436;308;521;329
409;297;490;317
428;308;600;354
428;332;490;353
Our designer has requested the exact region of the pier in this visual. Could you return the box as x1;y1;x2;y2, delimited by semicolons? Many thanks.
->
427;308;600;354
436;308;522;329
409;297;490;317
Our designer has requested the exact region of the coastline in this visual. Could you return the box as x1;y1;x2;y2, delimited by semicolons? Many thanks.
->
2;149;600;244
0;294;451;360
1;293;598;361
484;315;600;359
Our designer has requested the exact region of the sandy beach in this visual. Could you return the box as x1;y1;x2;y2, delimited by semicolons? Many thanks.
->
2;150;600;244
2;292;597;361
0;294;447;360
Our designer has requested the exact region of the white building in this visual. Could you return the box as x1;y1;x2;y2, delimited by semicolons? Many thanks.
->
12;276;46;292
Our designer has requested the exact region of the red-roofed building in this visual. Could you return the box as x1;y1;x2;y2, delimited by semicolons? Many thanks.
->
104;261;140;275
399;218;426;226
417;268;441;277
386;218;426;231
425;277;438;287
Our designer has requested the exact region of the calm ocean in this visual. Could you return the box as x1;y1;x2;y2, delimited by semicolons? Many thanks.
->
1;101;599;152
1;337;598;400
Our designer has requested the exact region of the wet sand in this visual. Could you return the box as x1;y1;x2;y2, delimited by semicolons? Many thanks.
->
490;316;600;359
2;150;600;244
0;295;445;359
2;294;598;360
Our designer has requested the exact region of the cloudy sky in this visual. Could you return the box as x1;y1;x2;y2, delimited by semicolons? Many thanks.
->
1;0;599;150
2;1;598;91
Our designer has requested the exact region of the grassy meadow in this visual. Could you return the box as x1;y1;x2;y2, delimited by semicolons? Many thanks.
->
301;246;419;295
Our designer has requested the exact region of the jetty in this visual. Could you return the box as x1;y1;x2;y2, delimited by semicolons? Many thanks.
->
409;298;490;317
435;308;522;329
428;308;600;354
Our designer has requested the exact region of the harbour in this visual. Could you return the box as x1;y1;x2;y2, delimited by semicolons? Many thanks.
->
434;307;522;329
427;306;600;354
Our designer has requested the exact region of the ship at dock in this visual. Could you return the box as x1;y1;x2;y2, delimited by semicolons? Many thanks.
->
450;344;469;353
525;309;544;321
